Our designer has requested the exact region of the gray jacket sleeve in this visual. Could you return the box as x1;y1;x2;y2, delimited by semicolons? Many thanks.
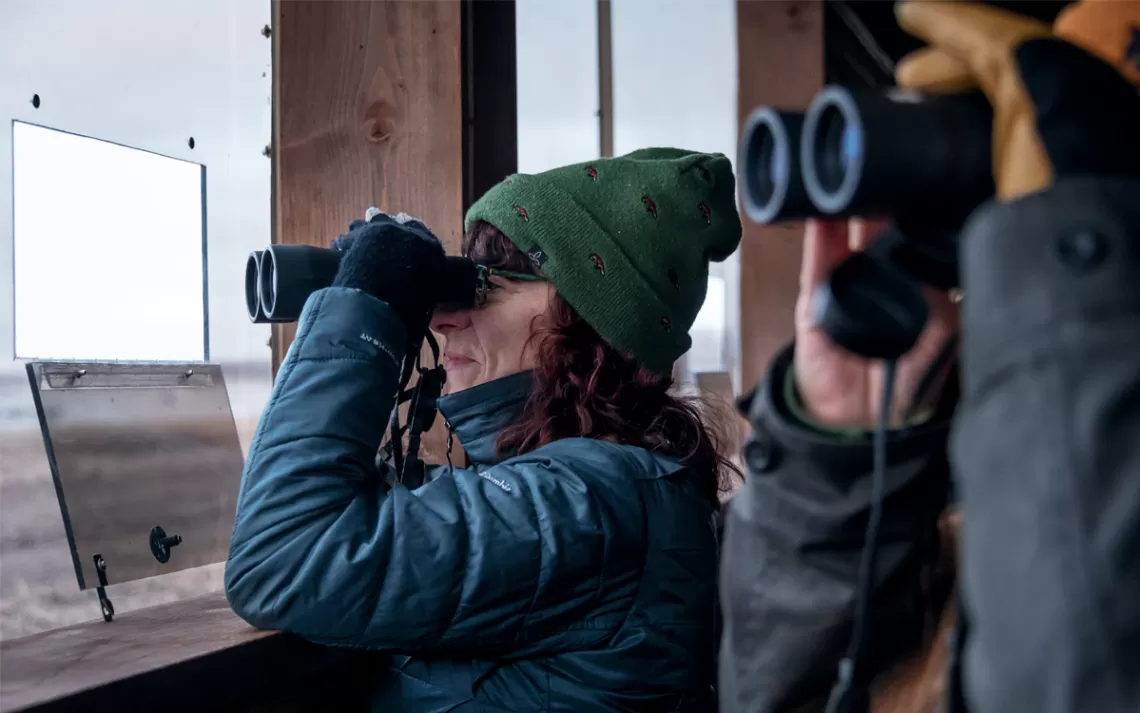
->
951;177;1140;713
719;346;953;713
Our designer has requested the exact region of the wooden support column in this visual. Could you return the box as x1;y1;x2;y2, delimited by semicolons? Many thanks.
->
272;0;464;365
272;1;516;465
736;0;825;390
0;593;377;713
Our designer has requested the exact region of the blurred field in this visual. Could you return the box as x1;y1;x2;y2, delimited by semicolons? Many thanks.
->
0;369;266;641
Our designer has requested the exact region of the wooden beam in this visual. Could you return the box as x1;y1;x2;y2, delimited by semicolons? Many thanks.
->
270;0;497;466
736;0;825;390
0;592;372;713
271;0;464;372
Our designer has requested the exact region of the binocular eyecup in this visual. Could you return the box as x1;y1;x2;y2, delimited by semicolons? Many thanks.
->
739;108;815;224
740;84;994;230
245;245;480;324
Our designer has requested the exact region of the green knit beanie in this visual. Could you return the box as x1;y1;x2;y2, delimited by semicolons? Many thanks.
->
464;147;742;373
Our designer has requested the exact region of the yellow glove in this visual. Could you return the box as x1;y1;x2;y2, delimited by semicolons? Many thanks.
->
894;0;1140;203
897;0;1140;89
1055;0;1140;86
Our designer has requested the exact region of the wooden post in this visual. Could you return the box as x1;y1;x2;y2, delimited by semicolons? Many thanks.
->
272;0;464;368
271;1;516;464
736;0;825;390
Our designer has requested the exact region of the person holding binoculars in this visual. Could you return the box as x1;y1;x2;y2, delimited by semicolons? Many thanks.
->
720;1;1140;713
225;149;744;712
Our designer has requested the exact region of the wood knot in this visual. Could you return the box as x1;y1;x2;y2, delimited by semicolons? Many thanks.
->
783;0;812;32
364;99;397;144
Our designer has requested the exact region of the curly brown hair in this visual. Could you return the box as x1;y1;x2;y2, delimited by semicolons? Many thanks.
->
463;220;740;508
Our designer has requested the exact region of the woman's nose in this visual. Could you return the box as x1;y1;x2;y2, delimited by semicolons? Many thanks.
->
430;307;472;336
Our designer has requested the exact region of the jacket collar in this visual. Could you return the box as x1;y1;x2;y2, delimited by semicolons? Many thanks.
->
437;371;533;466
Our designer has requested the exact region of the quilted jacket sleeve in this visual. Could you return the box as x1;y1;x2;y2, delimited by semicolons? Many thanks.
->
225;287;642;655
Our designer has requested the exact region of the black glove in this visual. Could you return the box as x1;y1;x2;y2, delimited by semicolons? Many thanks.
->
331;211;446;342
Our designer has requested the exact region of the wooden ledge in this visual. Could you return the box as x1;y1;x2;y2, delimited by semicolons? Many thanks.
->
0;592;373;713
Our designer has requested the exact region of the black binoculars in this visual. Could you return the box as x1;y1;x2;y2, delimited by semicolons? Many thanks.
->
244;245;481;323
739;85;994;360
740;84;994;234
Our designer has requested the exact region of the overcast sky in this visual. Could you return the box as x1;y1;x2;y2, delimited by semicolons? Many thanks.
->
0;0;736;378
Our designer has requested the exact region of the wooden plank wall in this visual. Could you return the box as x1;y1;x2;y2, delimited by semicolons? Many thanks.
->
736;0;825;390
273;0;516;465
272;0;463;361
0;592;372;713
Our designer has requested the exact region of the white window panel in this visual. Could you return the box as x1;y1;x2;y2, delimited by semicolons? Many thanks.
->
516;0;601;175
13;122;207;362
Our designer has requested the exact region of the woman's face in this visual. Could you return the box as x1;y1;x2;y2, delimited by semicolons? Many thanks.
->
429;277;556;393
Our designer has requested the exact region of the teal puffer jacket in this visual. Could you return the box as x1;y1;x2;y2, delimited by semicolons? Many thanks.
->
225;287;719;712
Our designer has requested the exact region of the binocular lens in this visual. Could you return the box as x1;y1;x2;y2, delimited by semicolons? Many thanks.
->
739;107;815;223
814;103;862;198
258;249;277;319
745;115;786;206
801;86;865;215
762;134;791;201
245;251;265;322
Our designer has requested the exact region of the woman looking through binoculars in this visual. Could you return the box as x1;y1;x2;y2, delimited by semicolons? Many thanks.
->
225;148;743;712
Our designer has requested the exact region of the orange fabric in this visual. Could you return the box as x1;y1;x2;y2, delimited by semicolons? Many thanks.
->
1055;0;1140;85
895;2;1056;201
